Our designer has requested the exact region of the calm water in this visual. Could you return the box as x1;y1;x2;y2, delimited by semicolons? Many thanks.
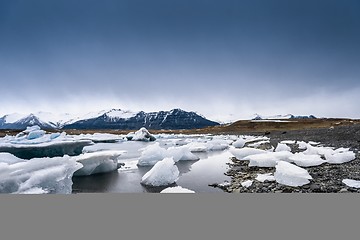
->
72;138;231;193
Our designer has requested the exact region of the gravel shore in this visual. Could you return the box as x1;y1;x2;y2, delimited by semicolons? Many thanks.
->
213;124;360;193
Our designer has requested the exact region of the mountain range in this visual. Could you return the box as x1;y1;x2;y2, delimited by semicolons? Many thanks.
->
0;109;220;130
252;114;316;120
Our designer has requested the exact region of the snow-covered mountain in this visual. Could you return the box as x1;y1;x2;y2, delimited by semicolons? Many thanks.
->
0;109;219;130
252;113;316;120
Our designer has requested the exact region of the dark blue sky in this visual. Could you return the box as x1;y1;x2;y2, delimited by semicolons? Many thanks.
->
1;0;359;121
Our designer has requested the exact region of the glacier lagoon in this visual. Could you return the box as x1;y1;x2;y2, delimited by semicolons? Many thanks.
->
72;139;232;193
0;126;358;194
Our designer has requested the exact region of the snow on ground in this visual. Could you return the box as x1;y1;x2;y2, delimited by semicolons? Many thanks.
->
141;157;179;186
160;186;195;193
73;150;124;176
274;161;312;187
0;154;82;194
342;179;360;188
255;173;275;182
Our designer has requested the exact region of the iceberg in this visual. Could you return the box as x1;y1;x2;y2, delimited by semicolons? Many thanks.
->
289;152;326;167
255;173;275;182
137;143;167;166
342;179;360;188
73;150;124;176
0;154;82;194
82;142;127;153
160;186;195;193
166;146;200;162
274;161;312;187
0;126;93;159
141;157;179;186
126;127;156;141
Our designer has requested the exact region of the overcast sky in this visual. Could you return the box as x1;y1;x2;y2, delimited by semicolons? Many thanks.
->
1;0;359;122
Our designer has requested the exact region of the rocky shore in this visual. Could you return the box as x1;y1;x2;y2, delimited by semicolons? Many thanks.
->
213;124;360;193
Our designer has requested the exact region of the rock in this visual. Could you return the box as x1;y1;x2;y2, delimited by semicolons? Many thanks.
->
339;188;348;193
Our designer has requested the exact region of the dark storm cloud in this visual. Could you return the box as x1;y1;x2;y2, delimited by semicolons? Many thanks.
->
0;0;359;120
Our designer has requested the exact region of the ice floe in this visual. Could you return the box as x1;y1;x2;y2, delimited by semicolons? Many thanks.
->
289;152;326;167
232;138;246;148
160;186;195;193
342;179;360;188
138;143;167;166
255;173;275;182
141;157;179;186
244;151;294;167
0;154;82;194
230;147;267;160
274;161;312;187
72;150;124;176
275;143;291;152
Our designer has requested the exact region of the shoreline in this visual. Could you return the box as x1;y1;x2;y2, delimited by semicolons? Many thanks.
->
212;124;360;193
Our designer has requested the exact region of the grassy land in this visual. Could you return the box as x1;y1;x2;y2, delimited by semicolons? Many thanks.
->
1;118;359;137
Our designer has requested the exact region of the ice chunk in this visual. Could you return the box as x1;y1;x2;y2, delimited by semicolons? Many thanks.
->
233;138;246;148
23;125;41;133
0;155;82;194
166;146;200;162
76;133;125;143
160;186;195;193
206;139;229;151
187;142;208;152
0;152;24;164
126;128;156;141
342;179;360;188
247;140;270;148
275;143;291;152
241;180;253;188
137;143;167;166
297;141;308;150
27;130;46;140
280;140;296;145
73;150;124;176
255;173;275;182
245;151;293;167
230;147;266;160
289;152;326;167
325;151;356;164
83;143;127;153
141;157;179;186
274;161;312;187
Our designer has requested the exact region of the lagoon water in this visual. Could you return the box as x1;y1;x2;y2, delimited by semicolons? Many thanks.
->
72;137;231;193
